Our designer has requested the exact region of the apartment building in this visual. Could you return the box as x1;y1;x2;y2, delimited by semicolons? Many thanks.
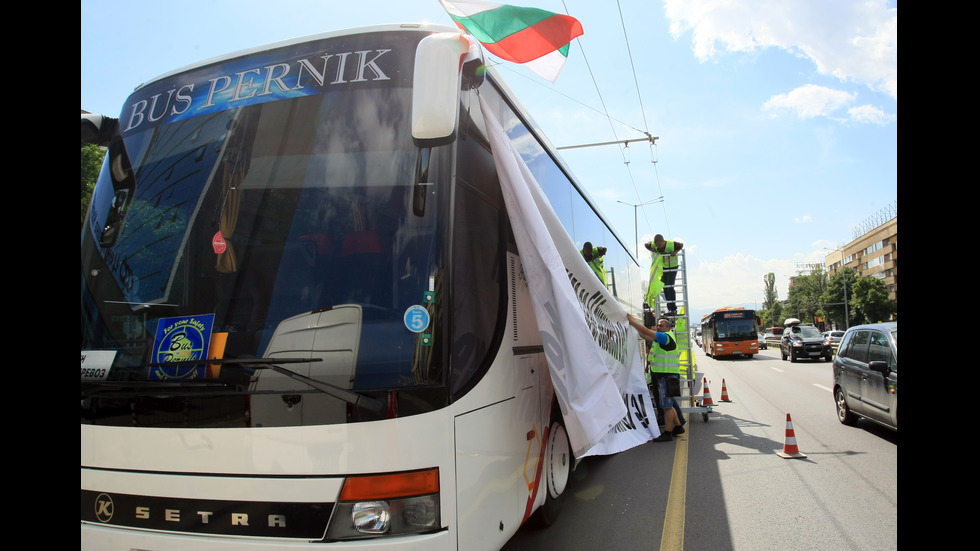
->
824;213;897;307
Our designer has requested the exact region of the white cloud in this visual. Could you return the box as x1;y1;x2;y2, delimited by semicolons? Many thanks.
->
794;215;813;224
687;243;841;318
663;0;897;100
688;253;796;314
762;84;856;120
847;104;895;125
761;84;896;124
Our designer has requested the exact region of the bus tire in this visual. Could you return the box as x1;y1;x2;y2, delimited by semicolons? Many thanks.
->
533;413;571;526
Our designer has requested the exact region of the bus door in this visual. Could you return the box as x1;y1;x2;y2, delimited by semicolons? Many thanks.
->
453;252;547;548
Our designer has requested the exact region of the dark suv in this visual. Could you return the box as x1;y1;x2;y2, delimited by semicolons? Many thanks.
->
780;324;832;362
832;322;897;431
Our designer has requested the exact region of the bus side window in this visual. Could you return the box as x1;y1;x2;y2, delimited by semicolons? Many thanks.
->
450;91;506;398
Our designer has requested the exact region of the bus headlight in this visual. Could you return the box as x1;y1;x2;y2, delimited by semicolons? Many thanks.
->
325;468;441;540
352;501;390;534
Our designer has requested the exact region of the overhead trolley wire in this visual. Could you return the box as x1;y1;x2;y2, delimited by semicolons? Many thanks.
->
613;0;670;240
554;0;652;241
491;2;673;249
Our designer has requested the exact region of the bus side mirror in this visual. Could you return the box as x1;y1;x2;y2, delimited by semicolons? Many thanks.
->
411;32;484;146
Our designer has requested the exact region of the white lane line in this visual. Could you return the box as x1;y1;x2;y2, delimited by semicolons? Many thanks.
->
813;384;833;392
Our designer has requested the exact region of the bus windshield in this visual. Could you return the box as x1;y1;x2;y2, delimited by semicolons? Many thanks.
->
713;316;758;339
81;30;448;427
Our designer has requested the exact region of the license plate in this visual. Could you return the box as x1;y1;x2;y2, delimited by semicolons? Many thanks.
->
808;351;821;356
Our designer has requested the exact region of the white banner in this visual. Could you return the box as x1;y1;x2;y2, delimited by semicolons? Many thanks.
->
479;97;659;458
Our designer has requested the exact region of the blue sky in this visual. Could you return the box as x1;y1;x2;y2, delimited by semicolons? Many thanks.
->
81;0;897;322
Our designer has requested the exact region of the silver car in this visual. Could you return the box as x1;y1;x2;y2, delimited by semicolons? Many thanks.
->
823;330;845;351
832;322;897;431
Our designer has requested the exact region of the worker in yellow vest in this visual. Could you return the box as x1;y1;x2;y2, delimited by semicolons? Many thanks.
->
581;242;607;287
643;247;664;314
627;314;683;441
672;308;689;427
645;235;683;316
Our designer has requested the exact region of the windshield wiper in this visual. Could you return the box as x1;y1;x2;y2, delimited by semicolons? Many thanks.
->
151;357;386;414
81;378;240;399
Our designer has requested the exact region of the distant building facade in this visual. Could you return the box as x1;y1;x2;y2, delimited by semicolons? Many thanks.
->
824;206;897;314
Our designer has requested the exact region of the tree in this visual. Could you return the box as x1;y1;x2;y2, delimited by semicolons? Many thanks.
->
850;276;896;324
81;144;107;227
760;273;782;328
820;268;857;328
786;266;827;324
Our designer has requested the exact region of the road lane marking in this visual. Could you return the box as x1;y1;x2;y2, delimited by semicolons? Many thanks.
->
661;424;688;550
813;384;833;392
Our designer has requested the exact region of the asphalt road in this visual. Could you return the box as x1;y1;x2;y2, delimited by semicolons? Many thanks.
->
502;345;898;550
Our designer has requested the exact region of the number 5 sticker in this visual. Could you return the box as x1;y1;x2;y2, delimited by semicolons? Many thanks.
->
403;305;430;333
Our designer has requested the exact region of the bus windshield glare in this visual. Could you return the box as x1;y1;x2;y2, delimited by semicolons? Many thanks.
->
81;30;449;428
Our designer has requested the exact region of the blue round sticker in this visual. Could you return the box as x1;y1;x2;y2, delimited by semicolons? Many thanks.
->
404;305;430;333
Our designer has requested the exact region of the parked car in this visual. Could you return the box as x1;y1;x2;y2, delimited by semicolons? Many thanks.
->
823;330;845;351
780;321;832;362
763;332;781;349
832;322;897;431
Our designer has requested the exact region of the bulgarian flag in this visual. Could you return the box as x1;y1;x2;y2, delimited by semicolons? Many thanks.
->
438;0;583;82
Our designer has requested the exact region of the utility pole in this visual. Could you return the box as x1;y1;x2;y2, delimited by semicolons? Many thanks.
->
616;197;664;256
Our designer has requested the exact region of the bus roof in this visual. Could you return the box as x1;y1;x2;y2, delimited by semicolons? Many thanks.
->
134;23;458;93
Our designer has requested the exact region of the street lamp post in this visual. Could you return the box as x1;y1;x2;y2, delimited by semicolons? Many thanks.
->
616;196;664;255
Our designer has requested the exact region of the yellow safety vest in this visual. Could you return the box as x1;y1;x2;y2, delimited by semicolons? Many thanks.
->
645;252;664;305
584;253;606;286
662;241;679;269
648;330;680;375
674;309;689;374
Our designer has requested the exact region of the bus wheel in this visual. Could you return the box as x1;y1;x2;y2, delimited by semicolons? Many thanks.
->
534;415;571;526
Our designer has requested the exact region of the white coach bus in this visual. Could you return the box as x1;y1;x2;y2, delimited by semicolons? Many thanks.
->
81;23;642;550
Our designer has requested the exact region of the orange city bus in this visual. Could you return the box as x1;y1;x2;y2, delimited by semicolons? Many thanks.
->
700;307;761;358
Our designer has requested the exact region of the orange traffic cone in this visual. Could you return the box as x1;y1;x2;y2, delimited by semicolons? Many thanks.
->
702;378;715;406
776;413;807;459
720;379;733;402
